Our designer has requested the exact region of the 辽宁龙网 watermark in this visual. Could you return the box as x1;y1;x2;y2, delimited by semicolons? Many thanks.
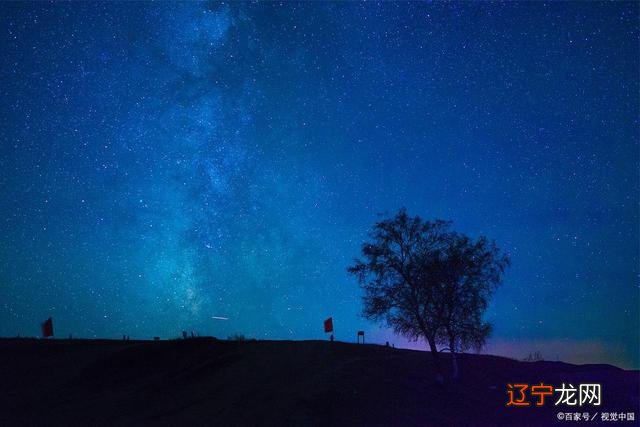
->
507;383;601;407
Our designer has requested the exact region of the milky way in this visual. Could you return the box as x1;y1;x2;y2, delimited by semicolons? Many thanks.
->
1;2;638;368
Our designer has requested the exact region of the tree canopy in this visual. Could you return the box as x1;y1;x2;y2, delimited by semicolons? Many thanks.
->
348;208;510;380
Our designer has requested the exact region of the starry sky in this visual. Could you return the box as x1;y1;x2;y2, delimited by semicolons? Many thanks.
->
1;2;638;368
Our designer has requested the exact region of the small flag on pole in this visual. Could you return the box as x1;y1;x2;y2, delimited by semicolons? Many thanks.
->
324;317;333;333
41;317;54;338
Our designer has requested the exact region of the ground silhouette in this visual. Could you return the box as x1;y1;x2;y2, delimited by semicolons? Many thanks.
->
0;338;637;426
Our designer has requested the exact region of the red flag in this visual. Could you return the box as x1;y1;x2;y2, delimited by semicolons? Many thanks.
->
323;317;333;333
41;317;54;338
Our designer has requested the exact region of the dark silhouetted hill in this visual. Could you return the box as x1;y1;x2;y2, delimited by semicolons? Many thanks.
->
0;338;637;426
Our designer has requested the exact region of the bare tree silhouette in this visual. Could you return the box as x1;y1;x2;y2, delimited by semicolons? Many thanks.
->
348;208;510;382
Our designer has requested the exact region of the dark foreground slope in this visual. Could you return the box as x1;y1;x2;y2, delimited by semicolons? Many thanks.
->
0;338;637;426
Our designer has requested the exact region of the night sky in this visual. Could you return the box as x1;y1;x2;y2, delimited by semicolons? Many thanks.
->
1;2;638;368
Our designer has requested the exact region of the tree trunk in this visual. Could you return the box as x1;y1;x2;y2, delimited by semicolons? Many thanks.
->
449;337;459;380
426;337;444;383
